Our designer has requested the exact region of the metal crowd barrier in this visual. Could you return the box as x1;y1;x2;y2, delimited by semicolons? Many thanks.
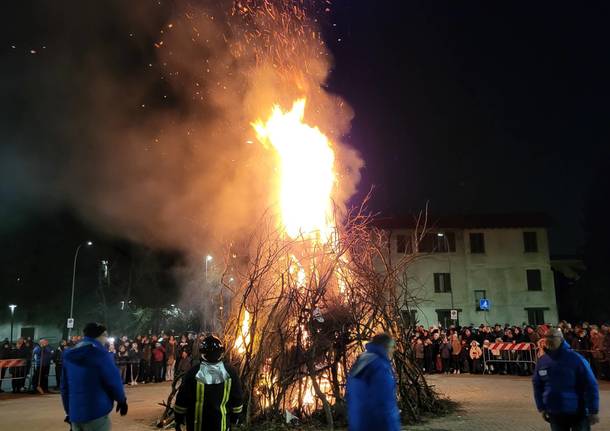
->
0;359;58;391
482;342;537;374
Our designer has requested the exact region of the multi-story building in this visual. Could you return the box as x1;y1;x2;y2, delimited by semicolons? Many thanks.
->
375;213;559;327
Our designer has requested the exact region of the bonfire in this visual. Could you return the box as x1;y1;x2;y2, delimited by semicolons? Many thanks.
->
158;1;442;429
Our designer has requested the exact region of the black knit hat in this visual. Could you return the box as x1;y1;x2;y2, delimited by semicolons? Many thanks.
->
83;322;107;338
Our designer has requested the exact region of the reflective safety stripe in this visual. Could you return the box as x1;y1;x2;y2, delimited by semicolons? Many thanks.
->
195;381;204;431
174;404;187;414
232;405;243;413
220;378;232;431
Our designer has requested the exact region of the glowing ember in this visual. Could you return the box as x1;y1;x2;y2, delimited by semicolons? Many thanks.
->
303;380;315;405
234;310;251;354
289;254;307;288
253;99;336;244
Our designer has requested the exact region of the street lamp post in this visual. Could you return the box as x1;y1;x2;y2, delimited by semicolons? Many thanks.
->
68;241;93;339
9;304;17;345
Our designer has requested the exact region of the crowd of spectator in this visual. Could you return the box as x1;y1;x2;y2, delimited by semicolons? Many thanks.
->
411;321;610;378
0;331;206;394
2;321;610;395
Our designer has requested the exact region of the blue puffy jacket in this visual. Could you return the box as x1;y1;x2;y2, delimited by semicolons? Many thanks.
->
60;337;126;423
32;345;53;367
347;343;400;431
533;341;599;415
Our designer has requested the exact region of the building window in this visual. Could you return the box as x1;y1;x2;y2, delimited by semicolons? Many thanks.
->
396;234;408;253
401;310;418;327
523;231;538;253
469;232;485;254
437;232;456;253
434;273;452;293
20;327;35;340
474;290;486;311
436;309;459;327
526;269;542;291
527;308;546;326
418;232;456;253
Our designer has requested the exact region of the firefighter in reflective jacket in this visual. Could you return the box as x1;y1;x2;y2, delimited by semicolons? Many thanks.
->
174;335;243;431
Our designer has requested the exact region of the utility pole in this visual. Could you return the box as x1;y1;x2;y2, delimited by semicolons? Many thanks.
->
68;241;93;339
9;304;17;345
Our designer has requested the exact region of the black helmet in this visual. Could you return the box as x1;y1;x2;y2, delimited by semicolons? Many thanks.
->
200;335;224;363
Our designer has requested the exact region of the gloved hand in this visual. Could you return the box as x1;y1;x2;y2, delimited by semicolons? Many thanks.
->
64;415;71;425
541;411;550;423
589;414;599;425
116;400;128;416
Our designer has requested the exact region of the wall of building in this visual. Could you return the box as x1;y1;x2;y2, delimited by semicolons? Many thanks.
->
393;227;558;327
0;321;63;345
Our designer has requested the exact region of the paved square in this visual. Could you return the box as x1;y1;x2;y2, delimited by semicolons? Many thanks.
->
0;375;607;430
410;374;610;431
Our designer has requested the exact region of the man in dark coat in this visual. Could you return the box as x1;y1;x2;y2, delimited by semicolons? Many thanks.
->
54;340;68;389
533;328;599;430
174;335;243;431
61;323;128;431
346;333;400;431
11;337;29;393
0;339;10;392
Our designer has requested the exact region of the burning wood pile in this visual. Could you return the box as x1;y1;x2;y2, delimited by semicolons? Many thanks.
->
211;101;441;428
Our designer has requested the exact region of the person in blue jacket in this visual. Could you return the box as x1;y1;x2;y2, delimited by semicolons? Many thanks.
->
347;333;400;431
32;338;53;394
61;323;128;431
533;327;600;430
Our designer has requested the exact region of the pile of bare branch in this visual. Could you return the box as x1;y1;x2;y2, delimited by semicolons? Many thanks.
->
205;205;443;429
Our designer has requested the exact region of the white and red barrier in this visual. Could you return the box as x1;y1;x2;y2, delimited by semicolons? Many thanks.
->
486;342;534;351
482;342;537;373
0;359;27;368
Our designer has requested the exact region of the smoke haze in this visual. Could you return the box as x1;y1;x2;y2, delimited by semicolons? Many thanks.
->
1;1;362;263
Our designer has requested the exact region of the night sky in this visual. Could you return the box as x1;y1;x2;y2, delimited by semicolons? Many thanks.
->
2;1;610;314
326;1;610;253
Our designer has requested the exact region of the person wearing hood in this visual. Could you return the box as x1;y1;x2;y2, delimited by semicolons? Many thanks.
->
174;335;243;431
533;328;599;430
469;340;482;374
346;333;400;431
61;323;128;431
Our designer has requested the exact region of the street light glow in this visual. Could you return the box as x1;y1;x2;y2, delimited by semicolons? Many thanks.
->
206;255;213;262
87;241;93;246
437;232;444;237
9;304;17;312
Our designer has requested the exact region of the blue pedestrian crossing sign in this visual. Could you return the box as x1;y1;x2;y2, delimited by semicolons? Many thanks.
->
479;298;490;311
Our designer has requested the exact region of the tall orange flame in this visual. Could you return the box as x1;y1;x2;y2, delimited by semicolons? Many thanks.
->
253;99;336;244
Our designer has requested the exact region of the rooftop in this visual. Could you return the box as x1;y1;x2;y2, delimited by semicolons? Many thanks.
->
372;213;551;230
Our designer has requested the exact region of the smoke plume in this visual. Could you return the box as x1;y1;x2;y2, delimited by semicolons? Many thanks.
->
2;1;362;267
